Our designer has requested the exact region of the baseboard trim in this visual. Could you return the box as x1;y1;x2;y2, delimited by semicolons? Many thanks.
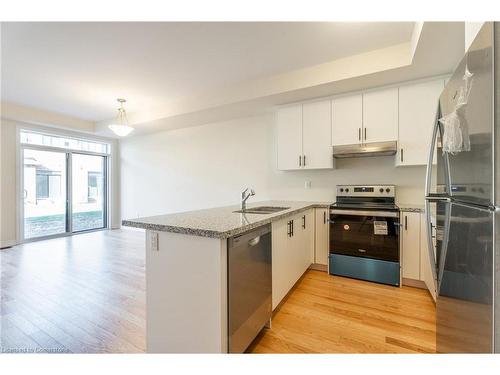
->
309;263;328;272
1;239;17;249
402;278;426;289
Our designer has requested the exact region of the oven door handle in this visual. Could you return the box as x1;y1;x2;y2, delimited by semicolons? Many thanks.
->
329;209;399;218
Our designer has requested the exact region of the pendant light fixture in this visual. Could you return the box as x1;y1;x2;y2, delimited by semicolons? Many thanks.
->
108;98;134;137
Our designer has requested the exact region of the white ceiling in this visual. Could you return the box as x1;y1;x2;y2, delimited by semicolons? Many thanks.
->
1;22;415;121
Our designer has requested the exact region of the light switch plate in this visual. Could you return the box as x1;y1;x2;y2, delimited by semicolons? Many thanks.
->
150;232;159;251
305;181;311;189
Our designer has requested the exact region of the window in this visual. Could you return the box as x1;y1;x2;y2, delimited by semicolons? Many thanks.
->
87;171;101;202
35;169;61;201
22;135;108;240
36;174;49;199
20;130;110;154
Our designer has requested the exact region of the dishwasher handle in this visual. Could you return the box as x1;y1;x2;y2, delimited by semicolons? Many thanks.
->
248;236;260;247
229;224;271;249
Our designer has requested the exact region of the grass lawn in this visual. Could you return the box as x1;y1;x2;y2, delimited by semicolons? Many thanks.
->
25;211;104;238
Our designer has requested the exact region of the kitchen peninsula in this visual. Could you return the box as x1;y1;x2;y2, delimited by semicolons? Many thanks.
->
123;200;330;353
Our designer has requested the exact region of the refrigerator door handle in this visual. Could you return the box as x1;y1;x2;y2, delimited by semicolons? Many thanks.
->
424;199;439;290
424;198;452;295
425;105;441;197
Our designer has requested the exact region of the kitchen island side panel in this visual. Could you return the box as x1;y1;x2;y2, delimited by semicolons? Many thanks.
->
146;230;227;353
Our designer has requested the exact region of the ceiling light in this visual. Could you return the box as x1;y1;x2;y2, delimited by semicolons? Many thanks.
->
108;98;134;137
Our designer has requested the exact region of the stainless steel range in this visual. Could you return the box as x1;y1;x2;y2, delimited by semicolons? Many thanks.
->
329;185;400;286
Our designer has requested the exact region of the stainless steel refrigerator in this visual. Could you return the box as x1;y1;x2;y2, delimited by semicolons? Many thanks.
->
424;22;499;353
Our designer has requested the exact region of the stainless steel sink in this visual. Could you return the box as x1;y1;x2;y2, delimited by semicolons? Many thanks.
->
233;206;290;214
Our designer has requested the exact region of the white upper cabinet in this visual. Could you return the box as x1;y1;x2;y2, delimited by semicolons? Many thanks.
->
276;105;303;170
331;94;363;146
397;79;444;166
276;100;333;171
302;100;333;169
277;76;446;170
362;87;398;143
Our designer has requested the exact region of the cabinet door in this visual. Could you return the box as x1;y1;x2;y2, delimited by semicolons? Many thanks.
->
331;94;363;146
290;215;304;285
276;105;303;170
419;213;436;300
362;88;398;143
302;100;333;169
271;217;293;310
314;208;329;265
401;212;421;280
397;79;444;166
300;209;315;269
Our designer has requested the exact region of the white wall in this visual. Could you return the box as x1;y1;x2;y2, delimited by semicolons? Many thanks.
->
0;119;17;247
465;22;485;52
120;115;273;218
120;114;428;220
0;119;121;246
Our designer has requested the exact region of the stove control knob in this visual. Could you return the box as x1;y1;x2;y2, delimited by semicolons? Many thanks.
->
379;188;384;193
345;188;349;193
340;188;344;193
386;188;391;193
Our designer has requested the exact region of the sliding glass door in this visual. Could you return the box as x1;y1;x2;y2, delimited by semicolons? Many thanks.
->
21;131;110;241
23;149;68;239
72;153;106;232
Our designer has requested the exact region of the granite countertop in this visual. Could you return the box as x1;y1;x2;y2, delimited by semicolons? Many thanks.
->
398;203;425;212
122;200;331;239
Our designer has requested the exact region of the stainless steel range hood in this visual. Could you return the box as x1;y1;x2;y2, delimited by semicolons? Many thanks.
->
332;141;397;158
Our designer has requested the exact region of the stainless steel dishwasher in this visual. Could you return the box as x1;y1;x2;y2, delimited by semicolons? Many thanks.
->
228;224;272;353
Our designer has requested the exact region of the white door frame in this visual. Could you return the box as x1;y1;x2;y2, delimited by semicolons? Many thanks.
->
17;130;112;243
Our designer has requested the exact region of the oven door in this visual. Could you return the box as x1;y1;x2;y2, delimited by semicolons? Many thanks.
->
329;209;400;262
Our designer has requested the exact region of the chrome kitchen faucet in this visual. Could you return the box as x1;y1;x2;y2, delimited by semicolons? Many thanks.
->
241;188;255;210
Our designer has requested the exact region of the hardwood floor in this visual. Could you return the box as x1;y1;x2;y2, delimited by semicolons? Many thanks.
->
1;229;146;353
1;229;435;353
248;270;436;353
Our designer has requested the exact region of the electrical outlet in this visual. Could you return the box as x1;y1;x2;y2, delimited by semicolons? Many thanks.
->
305;181;311;189
150;232;159;251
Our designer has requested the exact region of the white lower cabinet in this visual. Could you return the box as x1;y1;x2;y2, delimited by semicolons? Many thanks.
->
272;209;314;310
314;208;329;266
400;210;436;300
401;212;421;280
